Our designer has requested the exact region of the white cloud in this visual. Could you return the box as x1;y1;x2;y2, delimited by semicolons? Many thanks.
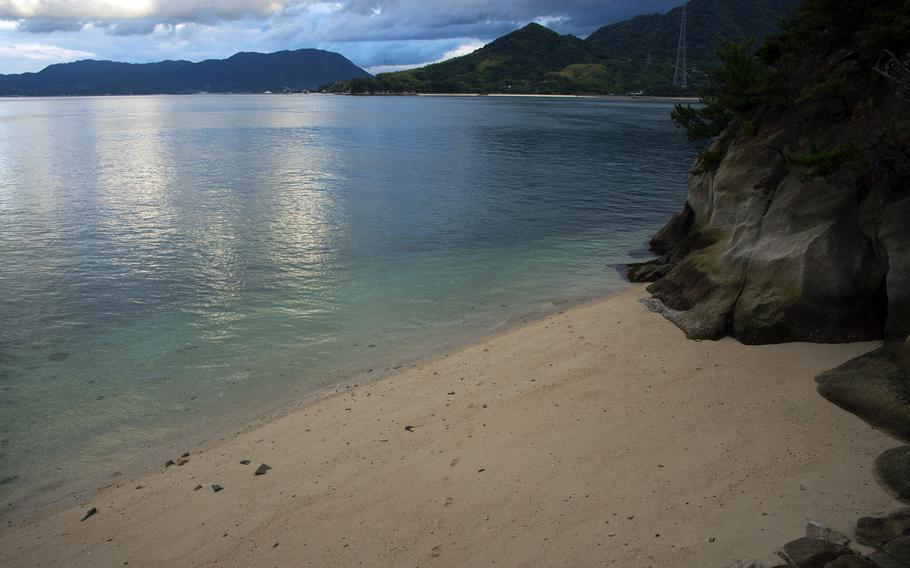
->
534;14;568;27
0;41;93;60
0;18;18;29
0;0;294;21
439;41;484;60
366;39;484;75
364;62;418;74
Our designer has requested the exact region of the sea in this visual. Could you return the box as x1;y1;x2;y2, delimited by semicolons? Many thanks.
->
0;94;695;516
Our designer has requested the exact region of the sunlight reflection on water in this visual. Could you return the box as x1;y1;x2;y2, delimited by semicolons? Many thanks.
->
0;94;694;514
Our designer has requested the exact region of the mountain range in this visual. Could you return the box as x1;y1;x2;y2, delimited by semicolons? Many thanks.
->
326;0;802;95
0;49;371;96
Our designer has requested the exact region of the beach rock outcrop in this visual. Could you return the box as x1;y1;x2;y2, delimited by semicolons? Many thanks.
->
631;37;910;347
631;113;909;345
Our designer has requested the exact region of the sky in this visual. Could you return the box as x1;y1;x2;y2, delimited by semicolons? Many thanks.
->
0;0;682;75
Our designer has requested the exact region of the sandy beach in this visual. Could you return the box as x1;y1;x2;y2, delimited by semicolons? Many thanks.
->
1;285;900;567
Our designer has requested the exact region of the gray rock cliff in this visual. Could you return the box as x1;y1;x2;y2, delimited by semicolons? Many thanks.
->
630;96;909;346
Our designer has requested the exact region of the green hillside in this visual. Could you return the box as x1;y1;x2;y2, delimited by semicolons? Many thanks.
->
326;0;803;95
587;0;801;69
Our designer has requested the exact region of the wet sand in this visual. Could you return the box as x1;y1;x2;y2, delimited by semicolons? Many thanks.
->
0;285;900;567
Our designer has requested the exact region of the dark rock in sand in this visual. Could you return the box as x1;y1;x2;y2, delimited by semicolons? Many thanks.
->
867;536;910;568
875;446;910;503
856;509;910;548
254;464;271;476
240;459;251;465
806;520;851;546
0;475;18;487
404;425;415;432
80;507;97;522
824;555;877;568
776;536;852;567
816;339;910;442
211;484;223;493
164;460;176;468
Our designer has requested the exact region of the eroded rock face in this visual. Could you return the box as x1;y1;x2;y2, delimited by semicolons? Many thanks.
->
633;120;908;345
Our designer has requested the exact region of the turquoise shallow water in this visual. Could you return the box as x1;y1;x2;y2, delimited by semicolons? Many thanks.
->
0;94;694;514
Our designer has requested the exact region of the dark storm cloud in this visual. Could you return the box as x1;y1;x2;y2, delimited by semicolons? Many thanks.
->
0;1;684;74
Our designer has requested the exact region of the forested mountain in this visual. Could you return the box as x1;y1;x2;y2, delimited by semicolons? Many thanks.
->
326;0;803;95
0;49;371;96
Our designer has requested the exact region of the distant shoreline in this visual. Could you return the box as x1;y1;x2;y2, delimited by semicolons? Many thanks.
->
415;92;701;102
0;92;701;102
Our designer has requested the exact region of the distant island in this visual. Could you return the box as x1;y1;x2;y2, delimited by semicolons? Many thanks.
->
0;49;371;96
324;0;801;96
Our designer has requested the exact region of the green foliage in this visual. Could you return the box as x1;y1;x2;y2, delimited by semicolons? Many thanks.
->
671;97;731;141
710;38;778;112
670;37;772;141
784;144;867;178
768;0;910;57
794;74;851;105
586;0;801;73
692;149;725;174
673;0;910;143
741;118;759;137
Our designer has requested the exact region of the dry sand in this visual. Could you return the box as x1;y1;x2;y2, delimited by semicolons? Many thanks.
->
0;285;901;567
